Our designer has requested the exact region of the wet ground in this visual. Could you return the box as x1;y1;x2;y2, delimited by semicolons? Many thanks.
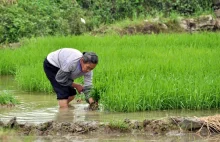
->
3;132;220;142
1;75;220;141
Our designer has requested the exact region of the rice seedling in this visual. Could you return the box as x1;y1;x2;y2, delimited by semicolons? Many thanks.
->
0;91;19;105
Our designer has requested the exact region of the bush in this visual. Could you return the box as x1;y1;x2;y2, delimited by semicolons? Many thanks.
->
0;0;214;44
160;0;213;16
0;0;87;43
77;0;213;23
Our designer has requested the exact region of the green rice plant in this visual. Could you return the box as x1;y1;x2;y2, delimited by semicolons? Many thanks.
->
15;63;52;93
0;91;19;105
0;49;18;75
0;33;220;112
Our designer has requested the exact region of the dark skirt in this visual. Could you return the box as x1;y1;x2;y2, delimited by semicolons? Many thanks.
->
43;58;76;99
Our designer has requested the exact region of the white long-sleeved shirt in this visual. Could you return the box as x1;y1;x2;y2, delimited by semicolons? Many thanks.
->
47;48;93;88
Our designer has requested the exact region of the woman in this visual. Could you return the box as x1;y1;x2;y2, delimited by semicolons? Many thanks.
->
43;48;98;108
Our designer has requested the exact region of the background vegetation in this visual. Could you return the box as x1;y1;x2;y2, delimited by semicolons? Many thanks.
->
0;33;220;112
0;0;214;44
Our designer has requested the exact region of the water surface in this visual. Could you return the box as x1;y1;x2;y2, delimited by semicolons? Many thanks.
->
1;75;220;141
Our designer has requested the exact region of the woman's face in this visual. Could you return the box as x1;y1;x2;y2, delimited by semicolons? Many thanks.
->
80;59;97;73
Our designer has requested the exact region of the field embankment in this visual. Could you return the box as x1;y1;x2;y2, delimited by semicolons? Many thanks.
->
2;115;220;137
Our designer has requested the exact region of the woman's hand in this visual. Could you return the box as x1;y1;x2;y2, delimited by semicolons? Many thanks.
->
72;83;83;93
88;97;95;104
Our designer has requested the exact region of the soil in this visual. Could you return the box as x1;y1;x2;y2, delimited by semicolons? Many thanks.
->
91;15;220;36
91;21;182;36
0;115;218;137
0;104;15;108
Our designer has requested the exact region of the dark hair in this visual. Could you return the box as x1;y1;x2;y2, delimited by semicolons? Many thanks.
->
82;52;98;64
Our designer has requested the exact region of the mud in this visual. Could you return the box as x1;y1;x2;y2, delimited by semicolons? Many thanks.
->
92;15;220;36
0;104;15;108
1;115;219;137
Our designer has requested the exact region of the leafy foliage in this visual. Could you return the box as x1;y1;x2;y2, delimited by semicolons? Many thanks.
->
0;0;86;43
0;0;214;44
160;0;213;17
77;0;213;24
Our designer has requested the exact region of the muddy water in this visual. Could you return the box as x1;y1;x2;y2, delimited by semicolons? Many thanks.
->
27;133;220;142
1;75;220;141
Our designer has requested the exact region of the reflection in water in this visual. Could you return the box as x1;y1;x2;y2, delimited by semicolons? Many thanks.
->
1;75;220;124
55;107;75;123
0;107;58;124
32;131;220;142
54;103;101;123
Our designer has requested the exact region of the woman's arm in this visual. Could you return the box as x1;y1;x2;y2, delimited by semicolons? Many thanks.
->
55;69;72;86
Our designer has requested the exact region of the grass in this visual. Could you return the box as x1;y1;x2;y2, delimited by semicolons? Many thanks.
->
0;33;219;112
108;120;130;132
0;91;19;105
91;11;215;36
0;128;34;142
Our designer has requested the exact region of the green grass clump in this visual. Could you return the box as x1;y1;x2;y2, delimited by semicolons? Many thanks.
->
0;128;35;141
108;120;130;132
0;91;19;105
0;33;220;112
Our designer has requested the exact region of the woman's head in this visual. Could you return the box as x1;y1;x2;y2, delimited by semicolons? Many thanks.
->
80;52;98;73
82;52;98;64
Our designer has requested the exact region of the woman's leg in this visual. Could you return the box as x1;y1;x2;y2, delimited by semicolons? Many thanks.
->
68;96;75;104
58;99;69;108
67;87;77;104
44;59;72;108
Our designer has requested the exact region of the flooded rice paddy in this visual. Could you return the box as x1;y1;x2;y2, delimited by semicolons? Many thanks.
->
1;75;220;141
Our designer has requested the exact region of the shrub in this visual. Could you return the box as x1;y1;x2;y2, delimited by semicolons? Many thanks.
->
0;0;87;43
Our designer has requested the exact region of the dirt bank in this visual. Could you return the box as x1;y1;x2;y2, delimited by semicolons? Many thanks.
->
92;15;220;36
1;115;220;137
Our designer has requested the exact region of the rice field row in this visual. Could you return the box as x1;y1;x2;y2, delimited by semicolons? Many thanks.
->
0;33;220;112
